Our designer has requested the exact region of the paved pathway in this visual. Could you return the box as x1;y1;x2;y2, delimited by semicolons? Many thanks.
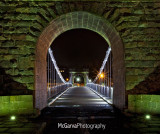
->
42;86;121;134
50;86;111;107
42;87;160;134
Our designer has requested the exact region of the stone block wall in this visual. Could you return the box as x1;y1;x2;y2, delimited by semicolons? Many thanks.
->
0;0;160;112
0;95;33;115
128;95;160;114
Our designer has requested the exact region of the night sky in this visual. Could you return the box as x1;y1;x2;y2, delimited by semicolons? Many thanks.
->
51;29;109;69
50;29;109;79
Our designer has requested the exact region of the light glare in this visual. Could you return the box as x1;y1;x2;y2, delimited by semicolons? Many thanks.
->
76;77;80;82
100;73;104;78
145;115;151;119
10;116;16;120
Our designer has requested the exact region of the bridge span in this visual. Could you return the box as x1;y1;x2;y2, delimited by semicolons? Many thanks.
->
41;86;124;134
39;46;124;133
49;86;110;107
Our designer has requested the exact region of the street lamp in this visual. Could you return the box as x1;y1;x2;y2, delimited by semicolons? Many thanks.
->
100;73;104;78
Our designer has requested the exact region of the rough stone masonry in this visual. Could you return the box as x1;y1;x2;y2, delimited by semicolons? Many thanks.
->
0;0;160;113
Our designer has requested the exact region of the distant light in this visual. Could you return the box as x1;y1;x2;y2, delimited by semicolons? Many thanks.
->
76;77;80;82
10;116;16;120
89;79;92;82
66;78;69;81
145;115;151;119
100;73;104;78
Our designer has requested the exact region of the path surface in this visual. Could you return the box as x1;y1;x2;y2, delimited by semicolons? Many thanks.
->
42;86;122;134
39;87;160;134
49;86;111;107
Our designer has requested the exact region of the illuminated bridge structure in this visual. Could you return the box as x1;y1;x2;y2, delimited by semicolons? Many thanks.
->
46;46;113;108
35;12;125;111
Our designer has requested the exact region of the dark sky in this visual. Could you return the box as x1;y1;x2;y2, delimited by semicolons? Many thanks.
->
51;29;109;70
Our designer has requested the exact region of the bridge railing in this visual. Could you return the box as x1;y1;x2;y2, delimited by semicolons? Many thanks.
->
87;47;113;102
47;47;72;101
86;83;113;100
47;83;72;99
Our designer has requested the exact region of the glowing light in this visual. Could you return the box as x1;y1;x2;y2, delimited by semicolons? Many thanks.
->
10;116;16;120
145;115;151;119
100;73;104;78
66;78;69;81
76;77;80;82
48;48;67;84
93;47;111;83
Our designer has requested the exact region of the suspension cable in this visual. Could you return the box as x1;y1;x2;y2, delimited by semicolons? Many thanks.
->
93;47;111;83
48;47;67;84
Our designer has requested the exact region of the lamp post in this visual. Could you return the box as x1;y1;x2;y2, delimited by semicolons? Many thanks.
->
99;73;104;85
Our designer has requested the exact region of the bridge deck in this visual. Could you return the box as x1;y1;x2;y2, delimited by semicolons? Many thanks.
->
49;86;110;107
43;87;123;134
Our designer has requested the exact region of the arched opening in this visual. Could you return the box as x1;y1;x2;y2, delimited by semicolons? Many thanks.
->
50;28;109;87
35;11;125;111
73;74;84;86
46;28;111;105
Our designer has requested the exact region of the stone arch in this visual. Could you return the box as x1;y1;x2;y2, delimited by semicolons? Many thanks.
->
35;11;125;111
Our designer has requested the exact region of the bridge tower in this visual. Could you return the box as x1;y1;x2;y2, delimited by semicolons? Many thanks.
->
69;69;89;86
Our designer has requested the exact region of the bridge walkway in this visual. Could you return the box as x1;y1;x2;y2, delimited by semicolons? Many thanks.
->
49;86;111;108
41;86;127;134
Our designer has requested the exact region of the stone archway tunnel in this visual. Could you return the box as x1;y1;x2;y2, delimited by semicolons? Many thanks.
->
0;0;160;115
